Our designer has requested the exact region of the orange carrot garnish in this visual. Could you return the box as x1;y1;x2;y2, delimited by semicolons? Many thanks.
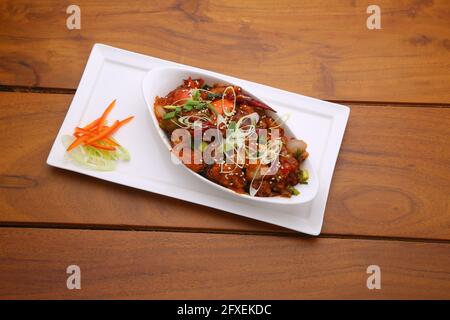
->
74;127;95;136
97;99;116;131
119;116;134;126
85;121;120;145
104;137;119;147
85;116;134;145
67;135;90;151
82;118;101;131
90;142;116;151
66;99;133;152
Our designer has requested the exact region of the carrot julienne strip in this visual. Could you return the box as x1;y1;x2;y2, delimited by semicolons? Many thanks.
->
85;116;134;145
68;99;132;152
74;127;95;136
85;120;120;145
104;137;119;146
97;99;117;131
82;118;101;131
119;116;134;126
67;135;89;151
90;142;116;151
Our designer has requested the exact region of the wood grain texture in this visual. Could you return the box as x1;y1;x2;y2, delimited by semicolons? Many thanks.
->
0;227;449;299
0;0;449;103
0;92;449;239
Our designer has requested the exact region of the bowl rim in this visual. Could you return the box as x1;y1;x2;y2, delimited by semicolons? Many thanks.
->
142;65;319;205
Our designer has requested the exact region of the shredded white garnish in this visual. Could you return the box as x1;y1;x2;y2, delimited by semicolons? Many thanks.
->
161;85;289;197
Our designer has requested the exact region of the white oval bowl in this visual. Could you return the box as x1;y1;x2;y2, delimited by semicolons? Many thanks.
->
142;66;319;205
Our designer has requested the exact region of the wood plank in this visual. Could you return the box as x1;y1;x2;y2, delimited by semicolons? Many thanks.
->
0;227;449;299
1;92;449;239
325;104;450;239
0;0;449;103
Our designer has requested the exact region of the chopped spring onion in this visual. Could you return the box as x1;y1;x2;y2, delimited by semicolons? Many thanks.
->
228;121;237;131
290;186;300;196
195;102;209;110
191;89;201;101
207;93;222;100
199;141;209;152
299;169;309;184
183;104;193;112
207;103;219;116
183;100;209;111
163;111;177;120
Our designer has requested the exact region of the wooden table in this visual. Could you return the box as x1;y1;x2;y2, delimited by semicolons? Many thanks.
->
0;0;449;299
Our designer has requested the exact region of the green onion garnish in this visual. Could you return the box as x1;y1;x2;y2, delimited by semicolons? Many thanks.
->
290;186;300;196
298;169;309;184
207;103;219;115
199;141;209;152
163;111;176;120
228;121;236;131
207;93;222;100
192;89;201;101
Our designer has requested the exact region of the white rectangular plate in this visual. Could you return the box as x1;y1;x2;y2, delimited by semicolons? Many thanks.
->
47;44;349;235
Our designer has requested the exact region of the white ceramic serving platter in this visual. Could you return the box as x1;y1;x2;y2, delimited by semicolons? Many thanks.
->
47;44;350;235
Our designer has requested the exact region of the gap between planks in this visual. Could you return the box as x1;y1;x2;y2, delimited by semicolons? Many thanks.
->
0;222;448;245
0;84;449;108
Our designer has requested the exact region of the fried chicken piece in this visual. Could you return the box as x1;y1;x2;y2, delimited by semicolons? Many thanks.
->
205;163;246;193
254;180;272;197
176;149;205;173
